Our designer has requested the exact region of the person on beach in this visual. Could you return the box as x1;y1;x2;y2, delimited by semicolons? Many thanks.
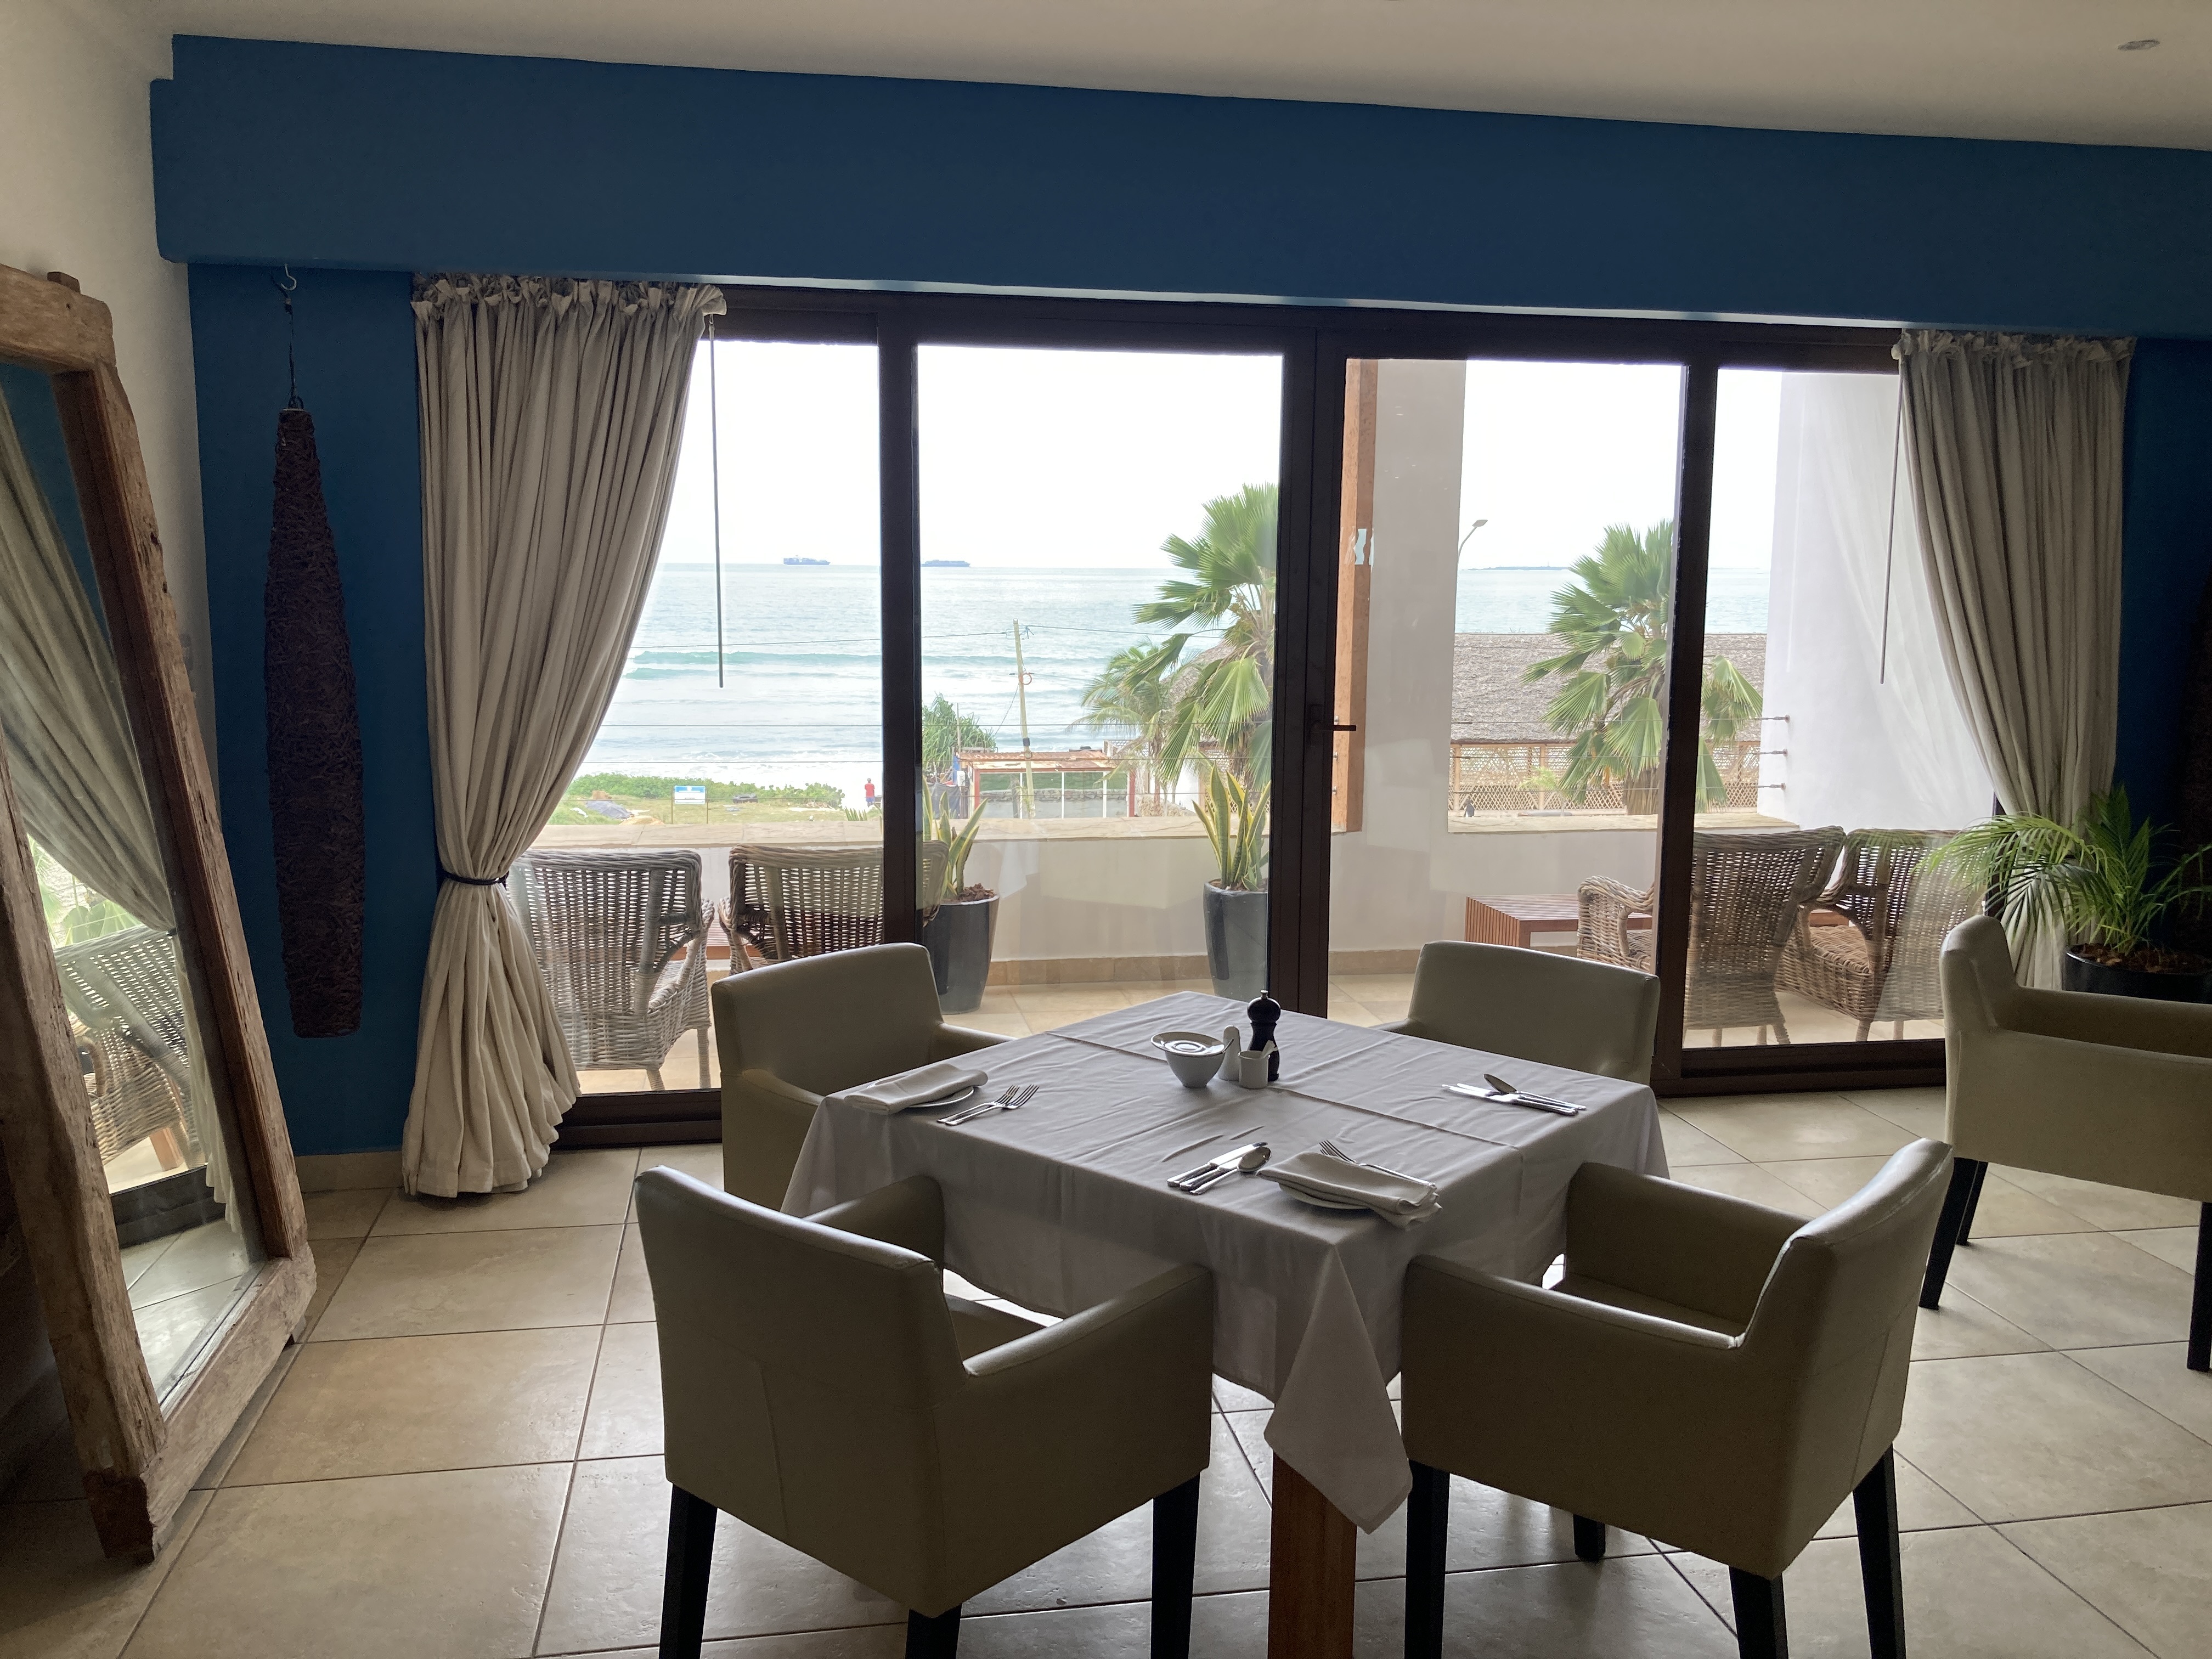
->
863;778;877;809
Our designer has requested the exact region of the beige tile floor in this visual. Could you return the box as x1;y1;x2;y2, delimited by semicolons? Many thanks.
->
9;1090;2209;1657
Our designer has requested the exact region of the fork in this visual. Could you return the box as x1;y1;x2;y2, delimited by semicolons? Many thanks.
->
935;1085;1016;1125
1319;1138;1429;1186
943;1083;1039;1125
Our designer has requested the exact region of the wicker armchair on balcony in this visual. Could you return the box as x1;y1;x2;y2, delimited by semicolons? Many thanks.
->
1578;827;1845;1045
1778;829;1984;1041
54;925;197;1166
723;841;949;968
511;850;712;1091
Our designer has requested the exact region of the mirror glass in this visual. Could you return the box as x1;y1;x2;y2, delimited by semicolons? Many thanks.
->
0;362;262;1403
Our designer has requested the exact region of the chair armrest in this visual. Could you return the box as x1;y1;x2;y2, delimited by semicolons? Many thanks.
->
2012;985;2212;1060
1951;1026;2212;1197
1401;1257;1748;1541
930;1024;1011;1060
724;1068;823;1207
1578;877;1653;966
1564;1163;1803;1328
808;1173;945;1261
939;1266;1215;1566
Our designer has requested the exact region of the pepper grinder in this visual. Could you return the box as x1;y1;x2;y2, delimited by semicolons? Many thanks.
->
1246;991;1282;1081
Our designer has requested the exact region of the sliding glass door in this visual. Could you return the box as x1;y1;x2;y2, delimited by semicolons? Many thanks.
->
912;343;1284;1035
1324;356;1692;1025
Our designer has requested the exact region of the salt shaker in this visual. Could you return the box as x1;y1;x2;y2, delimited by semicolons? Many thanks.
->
1246;992;1282;1081
1220;1025;1242;1081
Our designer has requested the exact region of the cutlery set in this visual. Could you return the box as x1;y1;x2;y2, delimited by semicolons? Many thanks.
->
1443;1072;1587;1116
937;1083;1039;1125
1169;1141;1271;1192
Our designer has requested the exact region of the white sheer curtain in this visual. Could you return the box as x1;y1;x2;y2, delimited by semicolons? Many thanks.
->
403;275;723;1197
1898;330;2132;985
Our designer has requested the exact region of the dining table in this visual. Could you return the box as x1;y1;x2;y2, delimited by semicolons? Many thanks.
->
782;989;1667;1658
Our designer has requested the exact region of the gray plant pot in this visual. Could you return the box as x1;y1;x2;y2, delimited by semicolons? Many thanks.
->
923;894;998;1014
2060;946;2212;1004
1203;882;1268;1001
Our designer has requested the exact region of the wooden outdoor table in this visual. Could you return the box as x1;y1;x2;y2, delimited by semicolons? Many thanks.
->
1464;892;1651;947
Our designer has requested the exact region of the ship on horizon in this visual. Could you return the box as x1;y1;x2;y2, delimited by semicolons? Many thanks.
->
782;556;829;566
922;559;970;568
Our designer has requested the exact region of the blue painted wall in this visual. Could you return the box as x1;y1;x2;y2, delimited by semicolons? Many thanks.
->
2118;340;2212;830
152;36;2212;338
153;38;2212;1149
187;266;435;1155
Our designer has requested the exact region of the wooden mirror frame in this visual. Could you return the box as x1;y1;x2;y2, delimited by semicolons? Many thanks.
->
0;263;311;1556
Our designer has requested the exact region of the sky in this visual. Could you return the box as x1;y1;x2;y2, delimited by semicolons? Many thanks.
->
652;342;1815;573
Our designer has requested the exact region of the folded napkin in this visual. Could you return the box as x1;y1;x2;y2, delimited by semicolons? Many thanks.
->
1259;1148;1443;1228
825;1059;988;1114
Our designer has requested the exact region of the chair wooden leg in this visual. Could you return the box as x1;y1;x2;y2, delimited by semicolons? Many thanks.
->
1403;1462;1449;1659
2190;1204;2212;1373
1956;1161;1988;1246
658;1486;716;1659
1918;1158;1983;1310
1854;1018;1872;1042
1729;1568;1789;1659
906;1607;961;1658
1572;1514;1606;1561
1151;1475;1200;1659
696;1026;710;1087
647;1064;665;1092
1852;1449;1907;1659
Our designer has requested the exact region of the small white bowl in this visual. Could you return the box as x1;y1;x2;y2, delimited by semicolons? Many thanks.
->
1152;1030;1225;1088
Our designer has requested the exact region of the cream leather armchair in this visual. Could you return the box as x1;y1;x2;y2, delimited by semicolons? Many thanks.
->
1401;1141;1951;1659
1922;915;2212;1370
1379;940;1661;1084
715;943;1005;1207
635;1169;1216;1659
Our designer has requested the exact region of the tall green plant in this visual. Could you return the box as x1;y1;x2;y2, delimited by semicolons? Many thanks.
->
1929;787;2212;964
921;797;991;911
1522;520;1762;810
1081;483;1277;796
1195;768;1269;891
923;693;995;780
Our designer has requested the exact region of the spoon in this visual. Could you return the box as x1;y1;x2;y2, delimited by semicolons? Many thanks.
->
1188;1143;1272;1193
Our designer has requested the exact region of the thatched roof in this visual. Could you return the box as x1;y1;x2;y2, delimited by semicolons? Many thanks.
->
1452;634;1766;742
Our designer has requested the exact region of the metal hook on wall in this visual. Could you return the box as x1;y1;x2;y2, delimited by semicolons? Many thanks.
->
272;263;303;409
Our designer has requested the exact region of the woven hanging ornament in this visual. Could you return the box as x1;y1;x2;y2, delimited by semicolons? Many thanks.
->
264;405;366;1036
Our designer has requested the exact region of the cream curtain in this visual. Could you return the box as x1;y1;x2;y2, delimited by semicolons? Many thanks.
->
403;275;724;1197
1897;330;2132;986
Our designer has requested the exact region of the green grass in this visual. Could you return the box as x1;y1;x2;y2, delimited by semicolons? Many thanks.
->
548;772;846;827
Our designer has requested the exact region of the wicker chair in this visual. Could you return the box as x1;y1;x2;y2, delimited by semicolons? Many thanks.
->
1578;827;1845;1045
722;841;949;968
54;926;197;1166
511;850;712;1091
1778;830;1984;1041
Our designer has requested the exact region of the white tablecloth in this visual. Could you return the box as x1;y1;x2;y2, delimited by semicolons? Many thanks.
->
783;991;1666;1531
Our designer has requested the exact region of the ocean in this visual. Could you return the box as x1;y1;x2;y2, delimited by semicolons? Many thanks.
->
584;563;1770;806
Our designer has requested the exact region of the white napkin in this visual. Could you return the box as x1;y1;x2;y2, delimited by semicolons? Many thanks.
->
1260;1148;1442;1228
825;1059;989;1114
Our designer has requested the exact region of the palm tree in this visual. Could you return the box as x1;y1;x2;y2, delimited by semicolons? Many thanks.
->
1081;483;1277;798
922;693;994;780
1080;641;1177;810
1523;520;1762;811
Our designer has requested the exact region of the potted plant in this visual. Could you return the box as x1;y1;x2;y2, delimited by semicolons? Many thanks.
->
1932;787;2212;1001
919;796;996;1013
1198;767;1269;1000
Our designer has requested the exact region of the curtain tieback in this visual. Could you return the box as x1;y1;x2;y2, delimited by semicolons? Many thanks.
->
439;865;507;887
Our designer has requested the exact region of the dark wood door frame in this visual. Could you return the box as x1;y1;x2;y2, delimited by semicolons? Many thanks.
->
561;284;1939;1142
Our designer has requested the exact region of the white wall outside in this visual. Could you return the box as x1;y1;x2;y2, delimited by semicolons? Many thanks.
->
0;1;212;744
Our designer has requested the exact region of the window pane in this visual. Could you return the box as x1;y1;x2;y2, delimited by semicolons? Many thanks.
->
918;346;1282;1034
530;340;882;1092
1330;358;1686;1037
1686;369;1990;1048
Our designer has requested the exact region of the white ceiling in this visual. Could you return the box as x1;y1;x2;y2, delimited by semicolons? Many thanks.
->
143;0;2211;151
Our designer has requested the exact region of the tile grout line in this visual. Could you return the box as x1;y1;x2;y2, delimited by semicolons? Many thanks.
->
529;1455;588;1658
1981;1517;2163;1658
